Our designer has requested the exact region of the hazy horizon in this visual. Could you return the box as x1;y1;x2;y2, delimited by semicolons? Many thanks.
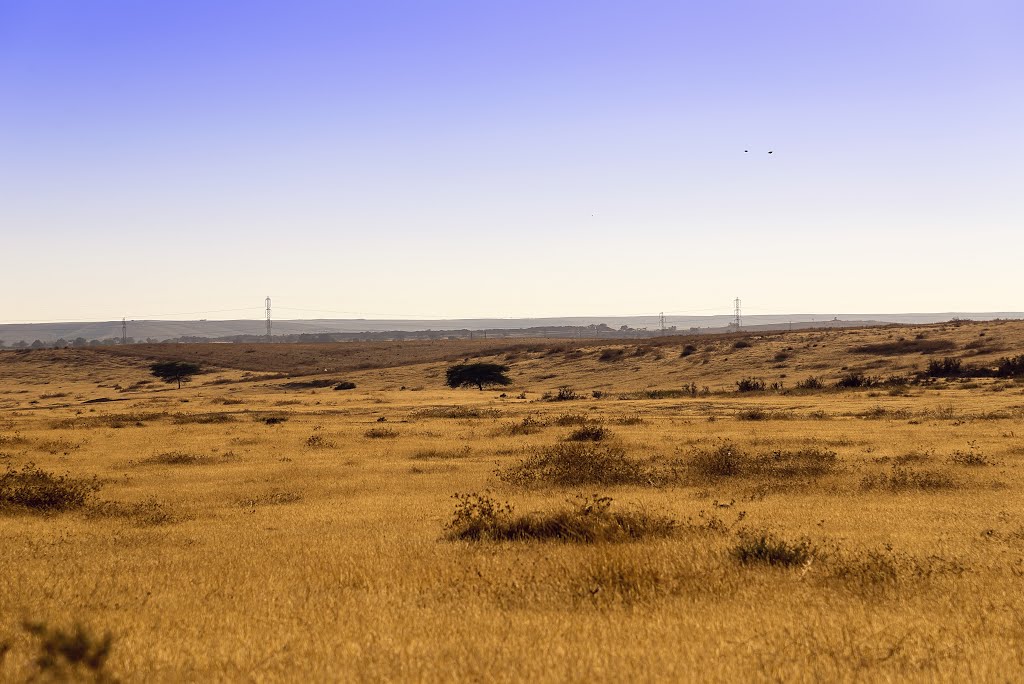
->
3;1;1021;322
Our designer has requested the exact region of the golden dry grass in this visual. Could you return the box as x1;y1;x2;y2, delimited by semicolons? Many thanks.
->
1;319;1024;680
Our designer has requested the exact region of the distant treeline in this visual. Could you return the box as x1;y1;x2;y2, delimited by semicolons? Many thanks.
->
0;324;714;349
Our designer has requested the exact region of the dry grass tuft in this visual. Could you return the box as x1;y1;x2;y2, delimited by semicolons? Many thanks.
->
860;466;958;492
497;443;666;488
445;492;676;543
0;463;100;512
133;451;235;466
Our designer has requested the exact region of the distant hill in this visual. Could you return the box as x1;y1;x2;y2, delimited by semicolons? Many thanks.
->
1;312;1021;346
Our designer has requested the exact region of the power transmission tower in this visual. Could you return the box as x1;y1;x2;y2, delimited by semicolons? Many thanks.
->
121;317;127;344
265;297;272;340
733;297;742;329
659;312;665;334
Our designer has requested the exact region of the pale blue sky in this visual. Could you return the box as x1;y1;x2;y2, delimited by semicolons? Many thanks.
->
2;1;1021;322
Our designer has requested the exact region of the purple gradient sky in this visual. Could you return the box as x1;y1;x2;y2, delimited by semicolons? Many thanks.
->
2;1;1022;322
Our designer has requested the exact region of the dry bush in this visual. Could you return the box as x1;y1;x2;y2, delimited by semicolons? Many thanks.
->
565;425;611;442
364;427;398;439
687;444;838;481
410;446;472;460
497;443;666;488
543;387;582;402
948;443;994;466
0;463;100;512
735;408;793;421
35;438;82;455
445;492;676;543
795;376;825;390
850;338;956;355
860;466;958;492
413;405;501;419
732;531;815;567
735;378;767;392
20;620;116;682
238;490;303;508
822;545;968;596
552;413;589;426
598;348;626;362
498;416;546;436
305;434;337;448
133;451;234;466
856;406;913;420
170;412;236;425
88;497;181;525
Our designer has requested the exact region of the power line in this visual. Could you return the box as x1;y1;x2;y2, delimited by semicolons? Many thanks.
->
734;297;742;329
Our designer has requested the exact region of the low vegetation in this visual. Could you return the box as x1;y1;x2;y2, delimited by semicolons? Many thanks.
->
445;492;676;543
0;463;100;511
498;442;666;488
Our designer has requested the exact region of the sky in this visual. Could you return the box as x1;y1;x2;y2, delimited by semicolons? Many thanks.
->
2;0;1022;323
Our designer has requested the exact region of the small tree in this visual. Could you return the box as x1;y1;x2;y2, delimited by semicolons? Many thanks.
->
445;363;512;391
150;361;201;389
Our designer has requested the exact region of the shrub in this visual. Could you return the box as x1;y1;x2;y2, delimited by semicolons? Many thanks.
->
927;357;963;378
135;451;228;465
598;348;626;362
732;531;815;567
498;443;663;488
88;497;181;525
754;448;838;478
850;339;956;355
445;492;676;543
735;377;766;392
949;442;992;466
995;355;1024;378
565;425;610;442
0;463;100;512
500;416;545;435
836;372;879;389
795;376;824;390
680;344;697;357
410;446;472;460
21;620;115;681
364;428;398;439
548;386;581;401
333;381;357;390
689;444;744;479
688;445;837;480
860;466;957;492
733;339;752;349
413;405;501;419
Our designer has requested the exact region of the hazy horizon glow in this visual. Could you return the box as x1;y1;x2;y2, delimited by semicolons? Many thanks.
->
3;1;1022;323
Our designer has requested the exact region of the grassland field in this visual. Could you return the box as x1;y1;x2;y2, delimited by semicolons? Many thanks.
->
2;319;1024;681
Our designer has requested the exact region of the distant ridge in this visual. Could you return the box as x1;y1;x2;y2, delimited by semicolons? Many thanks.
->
1;312;1021;345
